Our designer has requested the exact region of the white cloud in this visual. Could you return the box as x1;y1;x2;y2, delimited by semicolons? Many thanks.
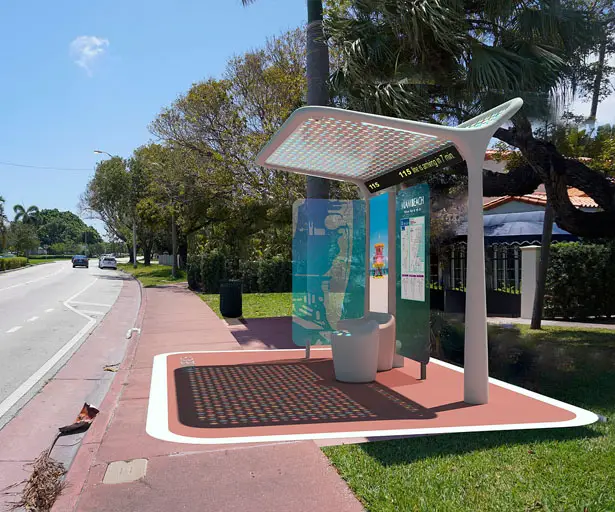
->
69;36;109;76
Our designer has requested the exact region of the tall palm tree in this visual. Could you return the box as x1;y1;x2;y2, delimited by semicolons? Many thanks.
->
13;204;40;225
0;196;8;250
242;0;330;199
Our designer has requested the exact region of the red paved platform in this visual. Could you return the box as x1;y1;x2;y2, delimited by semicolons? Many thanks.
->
147;348;598;445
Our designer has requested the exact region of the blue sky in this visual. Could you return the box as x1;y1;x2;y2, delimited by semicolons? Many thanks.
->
1;1;614;240
0;0;305;236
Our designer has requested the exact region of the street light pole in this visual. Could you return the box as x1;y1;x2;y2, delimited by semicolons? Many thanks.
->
132;218;137;269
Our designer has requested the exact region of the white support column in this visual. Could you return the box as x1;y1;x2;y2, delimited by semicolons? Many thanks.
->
387;189;397;316
520;245;541;319
461;148;489;405
387;188;404;368
360;185;371;317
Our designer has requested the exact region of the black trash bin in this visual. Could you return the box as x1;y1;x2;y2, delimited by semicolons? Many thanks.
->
219;279;242;318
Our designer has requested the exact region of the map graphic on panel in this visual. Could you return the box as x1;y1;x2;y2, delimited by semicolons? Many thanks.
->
292;199;366;347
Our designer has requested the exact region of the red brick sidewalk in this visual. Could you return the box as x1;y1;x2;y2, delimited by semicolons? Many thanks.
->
53;285;363;512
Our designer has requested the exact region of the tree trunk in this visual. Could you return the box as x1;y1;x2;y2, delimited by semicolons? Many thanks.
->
306;0;330;200
178;237;188;270
128;247;134;264
588;38;607;127
143;244;152;266
530;201;554;329
171;210;178;278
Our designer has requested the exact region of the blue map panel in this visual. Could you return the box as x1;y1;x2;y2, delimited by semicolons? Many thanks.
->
292;199;366;347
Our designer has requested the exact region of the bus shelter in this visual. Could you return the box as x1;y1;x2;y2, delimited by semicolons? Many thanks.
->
255;98;524;405
146;99;599;445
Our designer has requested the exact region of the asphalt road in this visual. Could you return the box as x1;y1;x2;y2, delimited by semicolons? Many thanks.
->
0;260;124;429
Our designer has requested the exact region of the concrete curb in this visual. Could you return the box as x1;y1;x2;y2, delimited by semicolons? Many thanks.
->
52;277;146;512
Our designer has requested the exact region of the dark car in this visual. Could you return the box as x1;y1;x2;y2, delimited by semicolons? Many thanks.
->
72;255;89;268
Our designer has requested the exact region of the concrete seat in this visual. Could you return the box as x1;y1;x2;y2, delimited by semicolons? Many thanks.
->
366;312;395;372
332;318;379;383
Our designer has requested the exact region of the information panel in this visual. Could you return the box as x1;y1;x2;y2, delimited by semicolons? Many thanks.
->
292;199;366;347
365;146;462;194
396;184;430;364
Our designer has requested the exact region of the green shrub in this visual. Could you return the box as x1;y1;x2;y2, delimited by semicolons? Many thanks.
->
187;252;292;293
257;257;291;293
239;260;260;293
186;255;201;290
200;251;227;293
545;242;615;319
0;257;28;271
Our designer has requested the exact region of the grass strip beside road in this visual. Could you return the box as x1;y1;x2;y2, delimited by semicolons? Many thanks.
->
27;258;69;265
199;292;292;319
118;262;186;288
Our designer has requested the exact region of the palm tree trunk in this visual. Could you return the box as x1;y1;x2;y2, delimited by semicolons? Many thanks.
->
588;38;607;127
530;201;554;329
306;0;330;199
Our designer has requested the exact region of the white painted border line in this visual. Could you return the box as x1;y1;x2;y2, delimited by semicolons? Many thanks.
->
146;350;600;445
0;279;98;420
69;301;113;308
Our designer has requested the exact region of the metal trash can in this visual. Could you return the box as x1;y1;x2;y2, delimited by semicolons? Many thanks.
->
219;279;242;318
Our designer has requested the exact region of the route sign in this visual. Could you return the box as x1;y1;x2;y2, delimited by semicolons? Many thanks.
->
365;146;463;194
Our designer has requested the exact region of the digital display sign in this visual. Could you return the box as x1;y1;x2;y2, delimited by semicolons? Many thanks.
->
365;145;463;194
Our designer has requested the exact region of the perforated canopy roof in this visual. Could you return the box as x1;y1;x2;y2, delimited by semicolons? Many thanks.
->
256;98;523;192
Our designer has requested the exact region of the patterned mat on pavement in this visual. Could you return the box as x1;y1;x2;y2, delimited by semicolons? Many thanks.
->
174;359;431;428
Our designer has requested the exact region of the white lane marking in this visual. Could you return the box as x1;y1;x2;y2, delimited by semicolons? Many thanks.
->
69;301;112;308
45;309;54;313
6;326;22;333
77;309;105;316
27;316;39;322
0;266;66;292
0;279;98;421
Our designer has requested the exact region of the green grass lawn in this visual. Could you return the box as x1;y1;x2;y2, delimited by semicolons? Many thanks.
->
324;324;615;512
199;292;292;319
516;323;615;348
118;262;186;287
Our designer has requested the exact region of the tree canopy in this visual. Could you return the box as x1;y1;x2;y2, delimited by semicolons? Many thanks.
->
325;0;615;237
36;209;102;249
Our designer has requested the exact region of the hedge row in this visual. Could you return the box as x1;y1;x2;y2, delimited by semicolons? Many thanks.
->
545;242;615;319
187;252;291;293
0;257;28;271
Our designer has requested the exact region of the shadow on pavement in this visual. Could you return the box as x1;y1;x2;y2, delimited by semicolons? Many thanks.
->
230;316;296;349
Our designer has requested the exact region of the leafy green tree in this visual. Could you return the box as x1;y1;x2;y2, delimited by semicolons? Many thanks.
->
9;222;39;258
150;30;339;262
81;157;135;259
13;204;40;224
242;0;331;200
325;0;615;237
35;209;102;250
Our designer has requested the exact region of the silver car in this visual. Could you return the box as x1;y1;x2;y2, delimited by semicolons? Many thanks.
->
99;255;117;270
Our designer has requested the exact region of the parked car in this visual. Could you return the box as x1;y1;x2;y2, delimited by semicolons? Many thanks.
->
99;255;117;270
72;255;89;268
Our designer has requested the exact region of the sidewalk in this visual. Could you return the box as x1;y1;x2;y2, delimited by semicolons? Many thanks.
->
53;285;363;512
0;276;140;511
